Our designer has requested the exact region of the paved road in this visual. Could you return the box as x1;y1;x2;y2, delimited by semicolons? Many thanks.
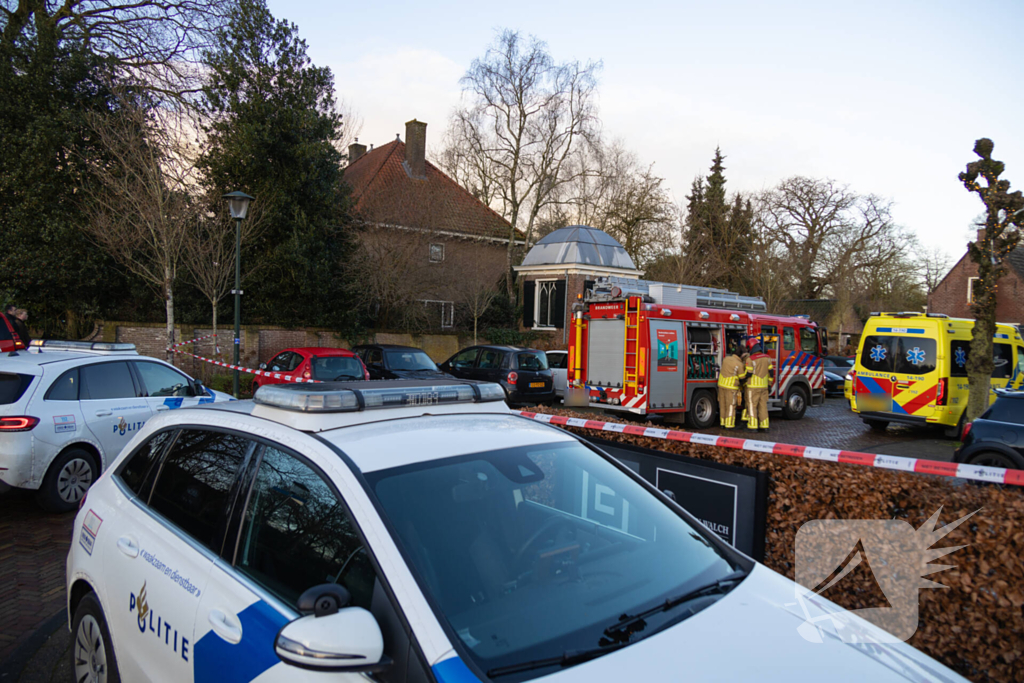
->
0;398;958;680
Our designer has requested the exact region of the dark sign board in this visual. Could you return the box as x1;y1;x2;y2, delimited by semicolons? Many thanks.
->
583;436;768;561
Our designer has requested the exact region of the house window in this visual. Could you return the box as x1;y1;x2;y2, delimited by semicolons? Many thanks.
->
968;277;979;304
535;280;559;328
429;243;445;263
421;300;454;328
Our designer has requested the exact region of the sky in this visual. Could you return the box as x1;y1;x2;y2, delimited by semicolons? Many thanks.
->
267;0;1024;262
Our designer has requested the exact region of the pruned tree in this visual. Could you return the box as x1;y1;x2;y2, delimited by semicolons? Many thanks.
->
83;92;202;359
450;247;502;344
442;29;601;300
958;138;1024;422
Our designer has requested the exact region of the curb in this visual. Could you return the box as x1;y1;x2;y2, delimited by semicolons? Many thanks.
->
514;410;1024;487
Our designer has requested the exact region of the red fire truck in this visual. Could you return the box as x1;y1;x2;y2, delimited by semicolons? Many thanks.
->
567;285;827;427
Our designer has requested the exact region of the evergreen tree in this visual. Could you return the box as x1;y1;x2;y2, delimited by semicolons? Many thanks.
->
199;0;354;329
682;148;752;293
0;31;141;337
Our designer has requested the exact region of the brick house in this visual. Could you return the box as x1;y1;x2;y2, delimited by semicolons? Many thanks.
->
927;232;1024;324
342;119;523;329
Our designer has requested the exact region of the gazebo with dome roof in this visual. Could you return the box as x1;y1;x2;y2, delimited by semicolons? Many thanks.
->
514;226;643;339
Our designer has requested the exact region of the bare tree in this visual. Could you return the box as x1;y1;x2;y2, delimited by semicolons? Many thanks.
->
181;202;267;356
757;177;909;300
449;247;501;344
83;94;202;359
920;245;954;294
442;29;600;300
1;0;228;97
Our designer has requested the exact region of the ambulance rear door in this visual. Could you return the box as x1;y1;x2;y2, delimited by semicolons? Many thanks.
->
857;324;939;420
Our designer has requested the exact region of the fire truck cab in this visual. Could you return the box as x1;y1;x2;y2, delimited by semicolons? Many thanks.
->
567;281;826;427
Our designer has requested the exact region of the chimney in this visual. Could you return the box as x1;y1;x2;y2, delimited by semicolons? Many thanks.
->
405;119;427;179
348;138;366;163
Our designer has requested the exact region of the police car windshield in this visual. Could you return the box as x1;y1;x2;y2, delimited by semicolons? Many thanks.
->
384;350;438;371
367;441;736;679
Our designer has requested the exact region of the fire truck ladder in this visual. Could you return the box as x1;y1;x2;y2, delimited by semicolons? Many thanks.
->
623;297;640;391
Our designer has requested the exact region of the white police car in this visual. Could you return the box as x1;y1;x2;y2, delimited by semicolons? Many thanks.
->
0;340;232;512
66;379;967;683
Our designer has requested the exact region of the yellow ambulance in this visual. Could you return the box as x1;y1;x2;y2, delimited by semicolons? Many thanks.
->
850;312;1024;437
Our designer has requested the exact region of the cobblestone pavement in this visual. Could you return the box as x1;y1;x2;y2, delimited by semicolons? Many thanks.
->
578;398;959;462
0;491;73;669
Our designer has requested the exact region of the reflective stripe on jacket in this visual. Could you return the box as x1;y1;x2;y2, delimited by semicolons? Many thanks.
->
718;354;746;389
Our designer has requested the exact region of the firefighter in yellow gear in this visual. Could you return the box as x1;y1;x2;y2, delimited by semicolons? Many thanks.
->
745;338;775;432
717;342;747;428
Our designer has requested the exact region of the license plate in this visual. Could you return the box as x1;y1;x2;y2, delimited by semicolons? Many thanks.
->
530;382;545;388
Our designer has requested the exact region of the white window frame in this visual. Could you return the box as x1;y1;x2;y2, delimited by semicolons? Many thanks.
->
421;299;454;328
967;277;979;304
429;243;445;263
533;279;559;330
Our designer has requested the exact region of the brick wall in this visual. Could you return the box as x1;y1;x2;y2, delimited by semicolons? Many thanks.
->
927;254;1024;323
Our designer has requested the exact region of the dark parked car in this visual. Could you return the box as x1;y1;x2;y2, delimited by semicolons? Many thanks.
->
823;356;854;370
823;368;846;397
955;391;1024;469
440;345;556;406
351;344;449;380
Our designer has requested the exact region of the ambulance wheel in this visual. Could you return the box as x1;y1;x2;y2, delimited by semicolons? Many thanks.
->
864;419;889;433
781;386;808;420
965;450;1024;469
687;391;717;429
72;592;121;683
36;447;98;513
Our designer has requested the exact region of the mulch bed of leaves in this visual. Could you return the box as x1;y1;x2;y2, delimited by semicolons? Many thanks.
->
531;406;1024;683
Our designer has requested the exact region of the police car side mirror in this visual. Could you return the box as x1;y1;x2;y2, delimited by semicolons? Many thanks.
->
190;379;206;397
274;607;387;672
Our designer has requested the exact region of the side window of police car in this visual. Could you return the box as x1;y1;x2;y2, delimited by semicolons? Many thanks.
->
235;445;375;611
118;430;177;498
80;362;138;400
147;429;253;552
45;368;79;400
135;361;192;397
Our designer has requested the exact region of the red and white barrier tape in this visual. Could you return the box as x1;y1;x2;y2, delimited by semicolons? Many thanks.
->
171;348;321;383
168;333;217;351
514;411;1024;488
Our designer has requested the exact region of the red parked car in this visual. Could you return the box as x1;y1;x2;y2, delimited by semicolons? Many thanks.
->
251;347;369;391
0;314;26;353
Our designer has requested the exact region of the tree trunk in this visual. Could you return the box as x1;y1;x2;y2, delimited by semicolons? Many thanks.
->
965;278;997;422
164;269;175;364
212;300;218;358
473;314;478;346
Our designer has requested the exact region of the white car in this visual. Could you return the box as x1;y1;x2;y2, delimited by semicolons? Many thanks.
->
65;379;966;683
546;350;568;399
0;340;232;511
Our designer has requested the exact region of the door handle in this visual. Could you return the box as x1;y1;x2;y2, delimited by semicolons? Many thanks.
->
208;609;243;644
116;536;139;558
95;410;112;417
156;405;169;411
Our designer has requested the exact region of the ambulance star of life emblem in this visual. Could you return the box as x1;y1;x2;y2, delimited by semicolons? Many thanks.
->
869;345;887;363
792;507;978;643
955;347;967;368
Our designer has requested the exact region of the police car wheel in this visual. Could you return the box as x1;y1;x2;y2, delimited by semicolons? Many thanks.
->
36;448;98;513
72;592;121;683
782;386;808;420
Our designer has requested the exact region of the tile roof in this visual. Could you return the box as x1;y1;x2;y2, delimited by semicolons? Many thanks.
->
342;140;520;242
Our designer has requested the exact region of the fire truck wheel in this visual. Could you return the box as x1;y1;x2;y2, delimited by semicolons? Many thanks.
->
781;385;808;420
686;391;717;430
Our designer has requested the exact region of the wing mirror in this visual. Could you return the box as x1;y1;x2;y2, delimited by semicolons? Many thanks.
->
275;584;388;673
190;379;207;397
259;363;267;370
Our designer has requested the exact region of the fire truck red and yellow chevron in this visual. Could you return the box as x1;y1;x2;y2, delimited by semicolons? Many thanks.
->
514;410;1024;487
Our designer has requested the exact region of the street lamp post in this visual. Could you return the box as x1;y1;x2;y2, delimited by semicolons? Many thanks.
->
222;191;253;398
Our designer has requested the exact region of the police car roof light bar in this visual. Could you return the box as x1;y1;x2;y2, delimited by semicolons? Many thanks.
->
253;380;506;413
29;340;138;353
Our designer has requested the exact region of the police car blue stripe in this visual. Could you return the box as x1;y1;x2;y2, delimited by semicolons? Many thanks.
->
194;600;288;683
432;656;480;683
163;397;185;409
